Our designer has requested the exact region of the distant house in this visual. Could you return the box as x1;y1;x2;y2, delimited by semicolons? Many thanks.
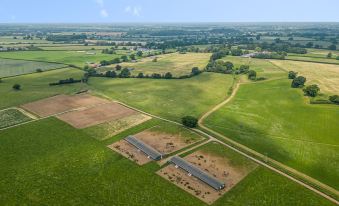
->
125;136;163;160
169;156;225;190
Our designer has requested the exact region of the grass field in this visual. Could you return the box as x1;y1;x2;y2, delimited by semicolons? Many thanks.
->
0;58;66;78
0;118;334;206
270;60;339;95
0;36;50;44
0;109;31;129
286;55;339;65
38;45;115;51
221;56;286;81
99;52;211;76
0;50;127;67
204;79;339;190
0;68;87;109
89;73;234;122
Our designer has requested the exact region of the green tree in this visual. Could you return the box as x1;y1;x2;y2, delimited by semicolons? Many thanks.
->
130;54;136;60
116;65;122;71
327;52;332;58
119;68;131;78
136;51;143;57
164;72;173;79
288;71;298;79
328;44;336;50
13;84;21;90
181;116;198;128
291;76;306;88
303;84;320;97
137;72;144;78
225;61;234;70
191;67;201;75
248;70;257;80
121;55;128;62
329;95;339;104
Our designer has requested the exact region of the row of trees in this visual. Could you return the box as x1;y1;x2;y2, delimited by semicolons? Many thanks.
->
289;71;320;97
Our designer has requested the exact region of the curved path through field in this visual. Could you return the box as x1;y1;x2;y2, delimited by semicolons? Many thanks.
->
197;79;339;204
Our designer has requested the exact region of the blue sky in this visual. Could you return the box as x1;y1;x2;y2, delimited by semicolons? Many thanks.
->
0;0;338;23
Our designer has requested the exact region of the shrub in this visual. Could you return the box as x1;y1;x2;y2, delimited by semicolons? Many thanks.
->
182;116;198;128
164;72;173;79
191;67;201;75
303;84;320;97
36;68;43;72
329;95;339;104
116;65;122;71
248;70;257;80
12;84;21;90
151;73;162;79
137;72;144;78
291;76;306;88
288;71;298;79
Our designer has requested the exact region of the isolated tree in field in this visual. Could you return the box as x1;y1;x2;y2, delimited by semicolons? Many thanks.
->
136;51;143;57
291;76;306;88
288;71;298;79
329;95;339;104
327;52;332;58
182;116;198;128
303;84;320;97
130;54;136;60
119;68;131;78
116;64;122;71
248;70;257;80
164;72;173;79
13;84;21;90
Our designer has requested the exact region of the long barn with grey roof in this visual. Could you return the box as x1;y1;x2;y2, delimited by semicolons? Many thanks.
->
125;135;163;160
169;156;225;190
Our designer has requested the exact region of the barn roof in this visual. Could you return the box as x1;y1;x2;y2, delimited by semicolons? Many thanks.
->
125;135;163;160
169;156;225;190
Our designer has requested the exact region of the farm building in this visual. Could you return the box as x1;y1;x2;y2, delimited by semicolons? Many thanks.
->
169;156;225;190
125;135;163;160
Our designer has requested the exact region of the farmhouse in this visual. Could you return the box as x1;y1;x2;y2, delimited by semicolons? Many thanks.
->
125;136;163;160
169;156;225;190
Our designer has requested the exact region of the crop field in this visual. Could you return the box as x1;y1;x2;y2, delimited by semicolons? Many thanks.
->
270;60;339;94
89;73;234;122
0;108;32;129
0;51;127;67
99;52;211;76
0;118;333;206
0;68;87;109
0;58;66;78
221;56;286;80
204;79;339;189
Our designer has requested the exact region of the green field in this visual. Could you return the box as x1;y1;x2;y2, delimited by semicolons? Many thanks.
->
0;109;31;129
270;60;339;95
0;118;333;206
0;36;50;44
99;52;211;76
0;50;127;67
221;56;286;81
0;58;66;78
0;68;87;109
89;73;234;122
204;79;339;190
286;55;339;65
38;45;115;51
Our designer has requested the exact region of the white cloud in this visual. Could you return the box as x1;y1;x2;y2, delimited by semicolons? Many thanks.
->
100;9;108;18
125;6;141;17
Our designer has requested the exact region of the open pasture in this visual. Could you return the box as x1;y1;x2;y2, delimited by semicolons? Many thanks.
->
204;79;339;190
0;118;334;205
0;50;124;67
0;58;66;78
0;108;32;129
0;68;88;109
270;60;339;94
99;52;211;76
57;102;139;128
21;94;108;117
89;73;234;122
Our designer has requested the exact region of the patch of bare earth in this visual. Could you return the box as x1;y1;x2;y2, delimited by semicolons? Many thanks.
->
21;94;109;117
134;130;202;154
108;140;151;165
57;102;138;128
157;151;256;204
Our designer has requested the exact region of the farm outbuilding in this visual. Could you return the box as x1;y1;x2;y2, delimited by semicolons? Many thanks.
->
169;156;225;190
125;135;163;160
